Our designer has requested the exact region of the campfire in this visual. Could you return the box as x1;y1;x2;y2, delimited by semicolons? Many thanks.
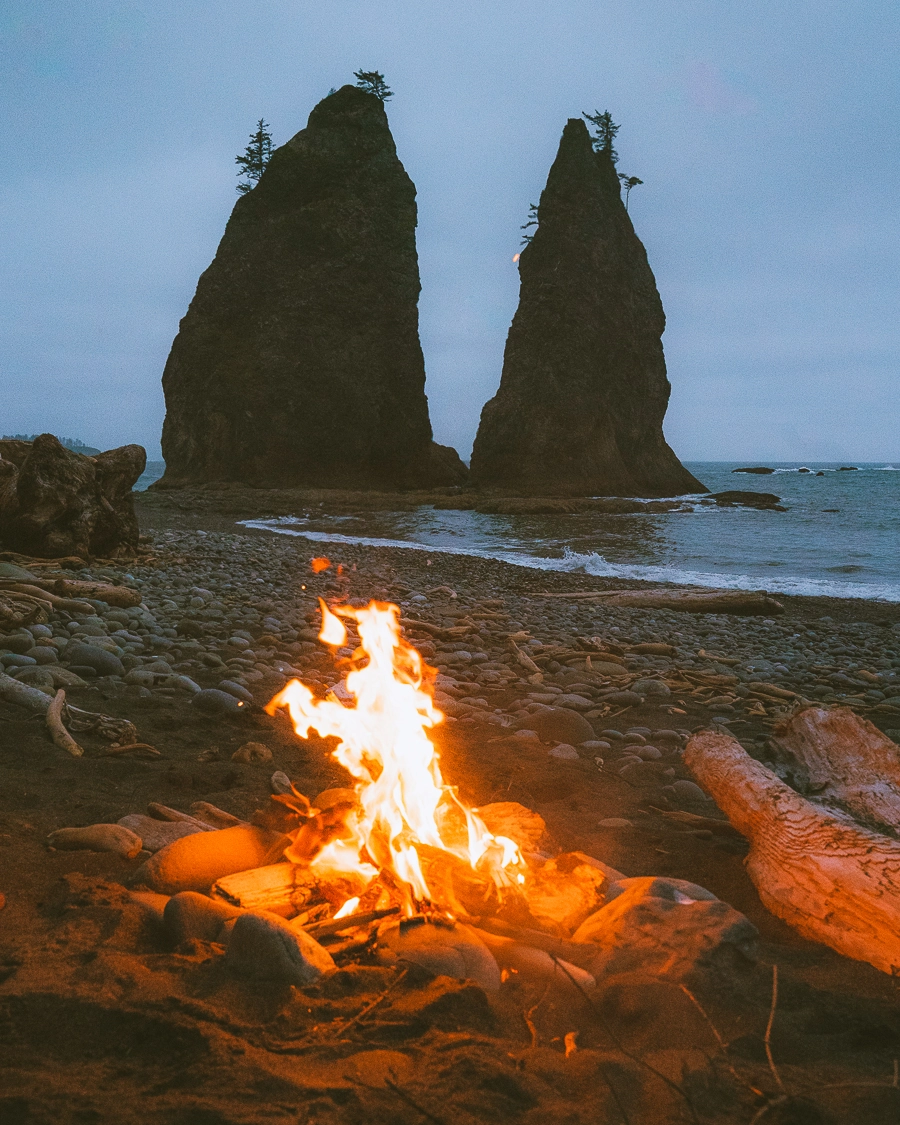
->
265;599;527;920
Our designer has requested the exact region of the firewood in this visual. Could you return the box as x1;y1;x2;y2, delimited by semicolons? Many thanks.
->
684;729;900;975
211;862;318;912
146;803;214;831
771;706;900;834
536;588;785;615
189;802;245;829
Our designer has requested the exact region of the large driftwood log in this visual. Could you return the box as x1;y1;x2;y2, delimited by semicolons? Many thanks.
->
685;729;900;975
771;706;900;835
537;588;785;615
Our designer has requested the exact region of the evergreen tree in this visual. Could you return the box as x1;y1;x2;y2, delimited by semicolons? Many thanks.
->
520;202;539;245
353;70;393;101
582;109;619;162
235;119;274;194
618;174;643;211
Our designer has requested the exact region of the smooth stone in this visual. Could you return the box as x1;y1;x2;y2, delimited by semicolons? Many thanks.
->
635;746;662;760
231;741;274;763
1;653;37;667
622;732;647;745
26;647;58;665
192;688;246;715
227;636;252;650
49;668;89;689
118;814;207;852
376;919;500;991
64;643;125;677
164;891;242;944
549;743;580;760
591;661;629;677
603;691;644;706
521;707;595;746
129;890;170;926
510;729;541;743
580;740;611;753
600;729;624;741
633;679;672;698
669;780;709;804
13;667;56;692
219;680;254;703
131;824;287;894
47;824;143;859
169;674;201;693
124;669;156;688
225;911;335;985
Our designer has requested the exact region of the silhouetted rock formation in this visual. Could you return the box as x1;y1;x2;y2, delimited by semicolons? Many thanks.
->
470;119;704;497
159;85;465;490
0;434;145;557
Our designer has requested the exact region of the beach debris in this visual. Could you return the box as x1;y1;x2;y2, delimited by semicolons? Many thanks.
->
685;727;900;975
231;740;274;763
46;689;83;757
770;706;900;834
47;824;143;860
535;588;785;615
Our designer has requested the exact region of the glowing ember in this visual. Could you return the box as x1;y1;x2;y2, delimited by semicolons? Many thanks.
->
267;601;526;909
310;556;331;574
333;896;361;919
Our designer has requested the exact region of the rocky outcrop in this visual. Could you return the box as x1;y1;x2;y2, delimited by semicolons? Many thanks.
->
159;85;464;490
470;119;705;498
0;434;145;557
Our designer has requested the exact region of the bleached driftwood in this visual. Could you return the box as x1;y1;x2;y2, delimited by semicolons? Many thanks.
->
211;862;318;912
537;588;785;615
46;689;83;757
771;706;900;835
685;729;900;975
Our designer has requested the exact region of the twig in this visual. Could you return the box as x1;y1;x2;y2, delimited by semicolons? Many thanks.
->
678;983;763;1097
764;965;784;1091
46;689;83;757
337;967;408;1034
304;904;400;939
597;1062;632;1125
749;1095;789;1125
101;742;160;757
550;956;701;1125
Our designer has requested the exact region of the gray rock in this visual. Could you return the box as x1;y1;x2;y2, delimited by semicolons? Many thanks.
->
64;642;125;677
225;911;334;985
632;678;671;698
124;669;156;687
219;679;254;703
26;647;58;665
376;918;500;991
549;742;580;760
163;891;242;944
521;707;595;746
2;653;36;667
192;688;246;715
602;691;644;706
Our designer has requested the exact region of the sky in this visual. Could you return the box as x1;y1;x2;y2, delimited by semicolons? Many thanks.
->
1;1;898;463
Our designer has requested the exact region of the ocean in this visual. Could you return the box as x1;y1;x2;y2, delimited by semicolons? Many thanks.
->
137;461;900;602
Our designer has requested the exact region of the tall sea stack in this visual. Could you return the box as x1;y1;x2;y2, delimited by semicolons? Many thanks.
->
470;118;704;497
159;86;465;489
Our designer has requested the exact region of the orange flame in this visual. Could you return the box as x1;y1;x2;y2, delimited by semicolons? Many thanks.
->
310;557;331;574
318;598;348;647
268;601;525;907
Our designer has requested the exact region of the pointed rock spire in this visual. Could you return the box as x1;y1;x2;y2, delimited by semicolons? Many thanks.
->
470;118;704;497
159;85;465;489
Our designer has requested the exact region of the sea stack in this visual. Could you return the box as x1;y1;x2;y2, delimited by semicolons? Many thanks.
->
158;86;465;489
470;118;704;497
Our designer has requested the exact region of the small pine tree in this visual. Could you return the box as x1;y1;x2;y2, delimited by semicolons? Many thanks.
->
353;70;393;101
520;202;539;245
235;119;274;195
618;174;643;211
582;109;619;163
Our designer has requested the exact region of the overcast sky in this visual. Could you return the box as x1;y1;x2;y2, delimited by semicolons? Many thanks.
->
2;1;898;462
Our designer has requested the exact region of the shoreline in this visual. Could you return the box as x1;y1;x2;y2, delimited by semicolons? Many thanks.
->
135;489;900;627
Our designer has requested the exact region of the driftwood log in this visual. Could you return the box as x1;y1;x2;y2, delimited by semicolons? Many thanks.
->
770;706;900;835
685;727;900;975
537;588;785;615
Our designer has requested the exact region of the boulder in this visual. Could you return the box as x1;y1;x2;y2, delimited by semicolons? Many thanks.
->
469;118;704;498
708;491;784;510
0;434;144;558
158;85;465;490
225;911;335;985
573;876;758;982
376;918;501;991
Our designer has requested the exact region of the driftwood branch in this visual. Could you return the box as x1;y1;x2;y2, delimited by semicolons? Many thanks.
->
46;690;83;757
536;588;784;615
685;728;900;974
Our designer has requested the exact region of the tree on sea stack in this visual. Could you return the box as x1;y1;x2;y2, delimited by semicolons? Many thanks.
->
353;70;393;101
583;109;620;161
235;119;274;194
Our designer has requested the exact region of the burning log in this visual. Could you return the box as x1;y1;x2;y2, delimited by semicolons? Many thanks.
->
770;706;900;834
211;862;321;913
685;728;900;975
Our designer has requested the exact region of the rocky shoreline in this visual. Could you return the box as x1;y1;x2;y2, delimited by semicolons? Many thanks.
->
3;496;900;1122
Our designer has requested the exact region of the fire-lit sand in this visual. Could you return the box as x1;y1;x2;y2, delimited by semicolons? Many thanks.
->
2;522;900;1122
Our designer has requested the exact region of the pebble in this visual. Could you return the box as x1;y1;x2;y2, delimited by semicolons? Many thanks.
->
219;680;254;703
376;918;500;991
225;911;335;985
192;688;246;715
64;642;125;677
163;891;242;944
548;743;580;760
231;741;274;763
